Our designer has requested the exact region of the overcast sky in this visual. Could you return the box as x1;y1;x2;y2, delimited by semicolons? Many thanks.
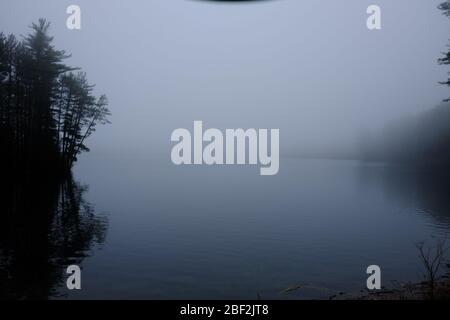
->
1;0;449;157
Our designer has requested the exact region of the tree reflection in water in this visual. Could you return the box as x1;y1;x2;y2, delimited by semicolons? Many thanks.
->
0;173;107;299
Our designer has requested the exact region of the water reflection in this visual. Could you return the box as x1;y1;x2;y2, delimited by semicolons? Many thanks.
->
2;158;450;299
359;163;450;234
0;173;107;299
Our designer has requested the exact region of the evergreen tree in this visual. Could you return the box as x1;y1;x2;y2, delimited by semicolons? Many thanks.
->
0;19;110;173
439;1;450;101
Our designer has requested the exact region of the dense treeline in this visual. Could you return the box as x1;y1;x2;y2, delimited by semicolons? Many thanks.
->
359;102;450;165
0;19;110;173
0;20;109;299
359;2;450;166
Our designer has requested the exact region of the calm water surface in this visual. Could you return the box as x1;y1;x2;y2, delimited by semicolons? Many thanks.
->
53;156;450;299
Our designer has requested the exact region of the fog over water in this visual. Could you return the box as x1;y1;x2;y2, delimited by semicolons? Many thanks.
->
1;0;449;158
3;0;450;300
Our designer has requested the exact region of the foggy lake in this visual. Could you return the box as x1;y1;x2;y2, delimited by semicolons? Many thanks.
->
2;0;450;301
49;155;450;299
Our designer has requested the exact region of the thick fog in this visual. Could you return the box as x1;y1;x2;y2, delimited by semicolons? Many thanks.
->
1;0;449;157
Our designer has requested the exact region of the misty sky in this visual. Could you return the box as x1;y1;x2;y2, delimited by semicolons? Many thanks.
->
1;0;449;157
